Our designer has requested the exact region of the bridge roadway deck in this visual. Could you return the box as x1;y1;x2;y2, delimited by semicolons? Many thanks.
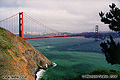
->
23;35;97;40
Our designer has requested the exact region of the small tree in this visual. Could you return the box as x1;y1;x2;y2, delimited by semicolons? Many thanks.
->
100;35;120;65
99;3;120;33
99;3;120;65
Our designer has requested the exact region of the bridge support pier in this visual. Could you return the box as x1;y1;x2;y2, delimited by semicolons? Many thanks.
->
19;12;24;38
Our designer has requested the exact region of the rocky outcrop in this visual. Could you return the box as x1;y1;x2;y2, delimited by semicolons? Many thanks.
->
0;27;51;80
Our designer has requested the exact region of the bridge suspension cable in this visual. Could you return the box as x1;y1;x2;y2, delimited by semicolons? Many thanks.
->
0;13;19;22
23;12;61;34
0;13;19;33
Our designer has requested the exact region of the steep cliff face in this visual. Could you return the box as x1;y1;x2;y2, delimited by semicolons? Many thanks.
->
0;27;51;80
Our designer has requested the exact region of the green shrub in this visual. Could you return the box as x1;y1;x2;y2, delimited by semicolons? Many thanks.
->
90;69;120;75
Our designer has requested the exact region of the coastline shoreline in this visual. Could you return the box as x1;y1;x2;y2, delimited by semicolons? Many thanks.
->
35;62;57;80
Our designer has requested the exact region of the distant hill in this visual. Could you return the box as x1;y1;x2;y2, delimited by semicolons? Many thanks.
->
69;31;119;39
0;27;51;80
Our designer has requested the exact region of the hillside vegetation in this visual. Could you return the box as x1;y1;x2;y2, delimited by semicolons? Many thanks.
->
0;27;51;80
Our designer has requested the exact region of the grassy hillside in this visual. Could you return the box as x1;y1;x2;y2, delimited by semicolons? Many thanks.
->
0;27;51;80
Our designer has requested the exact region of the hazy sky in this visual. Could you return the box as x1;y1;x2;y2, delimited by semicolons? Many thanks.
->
0;0;120;33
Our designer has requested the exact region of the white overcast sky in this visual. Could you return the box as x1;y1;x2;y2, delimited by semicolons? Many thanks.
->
0;0;120;33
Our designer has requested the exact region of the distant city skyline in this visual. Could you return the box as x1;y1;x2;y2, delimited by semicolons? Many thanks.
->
0;0;120;33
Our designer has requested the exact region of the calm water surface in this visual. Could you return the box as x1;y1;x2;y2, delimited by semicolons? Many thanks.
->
27;37;120;80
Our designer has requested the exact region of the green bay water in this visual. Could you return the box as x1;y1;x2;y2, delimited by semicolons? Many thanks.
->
27;37;120;79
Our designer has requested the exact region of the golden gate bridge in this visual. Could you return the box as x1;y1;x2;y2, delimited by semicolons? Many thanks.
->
0;12;99;40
